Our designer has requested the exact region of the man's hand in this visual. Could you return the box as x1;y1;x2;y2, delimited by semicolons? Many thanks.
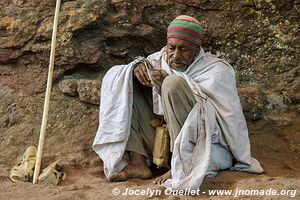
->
149;69;168;95
133;63;152;87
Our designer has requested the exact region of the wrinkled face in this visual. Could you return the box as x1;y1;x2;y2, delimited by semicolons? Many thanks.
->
166;38;200;71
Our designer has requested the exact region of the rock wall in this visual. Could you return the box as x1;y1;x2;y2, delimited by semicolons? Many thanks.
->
0;0;299;119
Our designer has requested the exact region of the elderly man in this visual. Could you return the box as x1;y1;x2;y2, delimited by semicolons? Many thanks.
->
93;15;263;190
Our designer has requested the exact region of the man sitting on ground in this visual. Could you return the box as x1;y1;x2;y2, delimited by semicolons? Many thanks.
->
93;15;263;190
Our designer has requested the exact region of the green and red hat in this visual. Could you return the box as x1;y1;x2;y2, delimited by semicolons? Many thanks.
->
167;15;203;46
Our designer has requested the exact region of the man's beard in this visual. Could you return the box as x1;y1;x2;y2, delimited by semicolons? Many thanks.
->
169;61;188;72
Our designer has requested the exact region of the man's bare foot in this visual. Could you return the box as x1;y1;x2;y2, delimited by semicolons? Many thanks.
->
108;163;152;182
153;170;171;185
108;171;128;182
109;152;152;182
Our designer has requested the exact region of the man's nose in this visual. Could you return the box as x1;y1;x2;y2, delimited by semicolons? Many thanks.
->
173;48;181;60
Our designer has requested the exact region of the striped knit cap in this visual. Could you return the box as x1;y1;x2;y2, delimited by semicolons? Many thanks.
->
167;15;203;46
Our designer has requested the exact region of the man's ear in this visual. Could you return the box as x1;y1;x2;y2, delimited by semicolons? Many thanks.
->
194;45;200;55
192;45;200;59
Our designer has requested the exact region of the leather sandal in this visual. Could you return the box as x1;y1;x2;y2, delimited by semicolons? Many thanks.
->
38;160;66;185
10;146;37;183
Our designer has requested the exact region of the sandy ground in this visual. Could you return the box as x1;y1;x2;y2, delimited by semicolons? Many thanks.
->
1;117;299;200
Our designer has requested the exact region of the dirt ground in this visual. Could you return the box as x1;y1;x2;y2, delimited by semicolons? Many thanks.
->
0;64;299;200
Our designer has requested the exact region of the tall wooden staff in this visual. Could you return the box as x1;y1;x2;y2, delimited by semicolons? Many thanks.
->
33;0;61;184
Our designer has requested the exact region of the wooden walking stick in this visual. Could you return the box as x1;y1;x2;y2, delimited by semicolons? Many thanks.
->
33;0;62;184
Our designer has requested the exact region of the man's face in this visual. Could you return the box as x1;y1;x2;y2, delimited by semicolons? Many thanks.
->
166;38;200;71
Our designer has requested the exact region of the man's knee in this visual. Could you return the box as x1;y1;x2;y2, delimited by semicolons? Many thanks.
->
161;75;187;97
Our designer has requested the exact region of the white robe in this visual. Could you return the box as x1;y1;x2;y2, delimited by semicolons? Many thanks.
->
92;47;263;190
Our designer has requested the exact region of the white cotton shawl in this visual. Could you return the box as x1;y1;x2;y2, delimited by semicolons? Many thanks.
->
92;47;263;189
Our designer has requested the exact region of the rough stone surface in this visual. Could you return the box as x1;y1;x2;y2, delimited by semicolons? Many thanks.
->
59;79;78;96
77;79;100;105
0;0;299;115
265;92;290;114
0;1;300;199
238;86;267;120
